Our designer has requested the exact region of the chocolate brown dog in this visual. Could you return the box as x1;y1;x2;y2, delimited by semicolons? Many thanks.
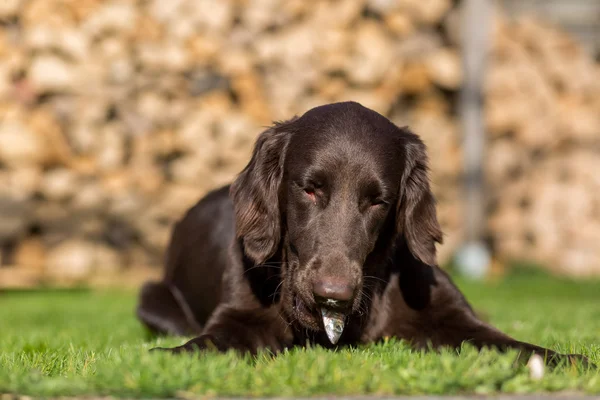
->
137;101;586;365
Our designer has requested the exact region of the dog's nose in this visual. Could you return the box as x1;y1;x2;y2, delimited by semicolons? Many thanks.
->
313;277;354;308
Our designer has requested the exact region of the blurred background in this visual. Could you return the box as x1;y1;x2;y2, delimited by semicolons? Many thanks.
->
0;0;598;288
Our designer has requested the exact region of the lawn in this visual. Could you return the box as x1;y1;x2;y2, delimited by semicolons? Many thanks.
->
1;268;599;397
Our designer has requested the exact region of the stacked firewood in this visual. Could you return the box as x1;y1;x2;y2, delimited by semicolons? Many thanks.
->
0;0;598;286
485;16;600;277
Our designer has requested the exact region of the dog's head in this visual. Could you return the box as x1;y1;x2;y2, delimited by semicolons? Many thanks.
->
230;101;442;332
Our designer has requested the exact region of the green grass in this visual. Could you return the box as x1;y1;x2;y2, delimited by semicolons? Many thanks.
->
1;269;599;397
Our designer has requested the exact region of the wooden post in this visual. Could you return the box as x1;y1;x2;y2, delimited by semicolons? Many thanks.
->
455;0;492;278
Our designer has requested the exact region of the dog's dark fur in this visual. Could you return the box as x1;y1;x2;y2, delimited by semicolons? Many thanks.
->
137;101;586;366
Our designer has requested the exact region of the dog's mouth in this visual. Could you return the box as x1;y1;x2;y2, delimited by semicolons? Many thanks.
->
293;295;348;345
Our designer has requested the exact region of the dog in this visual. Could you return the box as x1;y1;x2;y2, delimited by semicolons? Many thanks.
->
137;101;587;366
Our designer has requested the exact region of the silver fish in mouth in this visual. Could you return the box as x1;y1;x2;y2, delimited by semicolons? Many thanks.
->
321;308;345;344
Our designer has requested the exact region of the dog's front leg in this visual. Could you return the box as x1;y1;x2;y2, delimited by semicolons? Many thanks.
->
152;305;293;355
388;265;592;368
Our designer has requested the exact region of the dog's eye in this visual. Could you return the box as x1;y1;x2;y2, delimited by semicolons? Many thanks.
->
370;197;387;207
304;188;316;201
303;182;322;203
360;195;387;212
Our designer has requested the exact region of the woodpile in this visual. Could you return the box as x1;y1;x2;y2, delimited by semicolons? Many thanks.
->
0;0;598;286
485;16;600;277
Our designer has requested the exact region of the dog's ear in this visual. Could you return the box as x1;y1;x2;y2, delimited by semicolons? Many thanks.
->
396;129;443;266
230;120;294;264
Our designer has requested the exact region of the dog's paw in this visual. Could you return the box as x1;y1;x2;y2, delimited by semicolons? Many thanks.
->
540;352;595;369
150;335;222;354
564;353;594;369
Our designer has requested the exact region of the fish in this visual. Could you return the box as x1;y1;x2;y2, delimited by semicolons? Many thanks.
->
321;308;345;344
